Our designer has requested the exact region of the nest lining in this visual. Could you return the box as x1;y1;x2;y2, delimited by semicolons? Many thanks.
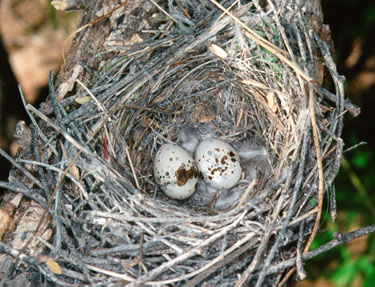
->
1;1;348;286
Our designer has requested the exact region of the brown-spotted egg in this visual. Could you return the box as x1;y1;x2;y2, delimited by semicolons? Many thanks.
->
154;144;198;200
195;138;242;189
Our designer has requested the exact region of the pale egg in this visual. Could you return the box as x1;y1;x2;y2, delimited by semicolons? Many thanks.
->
154;144;198;199
195;138;242;190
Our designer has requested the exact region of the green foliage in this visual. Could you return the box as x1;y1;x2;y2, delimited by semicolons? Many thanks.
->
310;198;316;208
331;258;360;285
48;2;59;30
329;254;375;286
363;5;375;28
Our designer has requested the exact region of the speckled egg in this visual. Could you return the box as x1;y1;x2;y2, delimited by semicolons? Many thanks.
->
153;144;198;200
195;138;242;189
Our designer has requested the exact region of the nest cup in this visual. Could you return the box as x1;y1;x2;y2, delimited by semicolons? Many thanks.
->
3;1;351;286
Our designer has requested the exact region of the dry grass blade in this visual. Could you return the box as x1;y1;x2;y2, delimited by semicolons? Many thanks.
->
304;84;325;252
208;0;313;82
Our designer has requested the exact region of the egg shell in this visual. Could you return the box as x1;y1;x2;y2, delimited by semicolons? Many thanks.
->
154;144;198;200
195;138;242;189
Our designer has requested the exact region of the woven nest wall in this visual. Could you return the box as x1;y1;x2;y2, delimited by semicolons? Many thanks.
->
0;1;360;286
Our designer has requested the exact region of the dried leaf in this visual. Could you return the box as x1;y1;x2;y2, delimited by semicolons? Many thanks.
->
209;44;228;59
69;164;80;181
267;92;277;113
199;115;215;123
57;64;83;100
0;208;12;240
46;258;62;275
75;96;91;105
241;79;267;89
130;34;143;44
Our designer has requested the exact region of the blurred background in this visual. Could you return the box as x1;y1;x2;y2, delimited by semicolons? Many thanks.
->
0;0;374;286
0;0;80;178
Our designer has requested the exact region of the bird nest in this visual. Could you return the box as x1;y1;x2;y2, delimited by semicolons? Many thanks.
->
0;1;360;286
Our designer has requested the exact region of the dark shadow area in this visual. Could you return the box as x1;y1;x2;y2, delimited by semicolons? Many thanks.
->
0;35;29;182
322;0;375;147
0;38;50;185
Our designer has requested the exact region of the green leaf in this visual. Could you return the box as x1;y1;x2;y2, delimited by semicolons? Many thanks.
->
331;259;358;285
310;198;316;207
352;149;371;168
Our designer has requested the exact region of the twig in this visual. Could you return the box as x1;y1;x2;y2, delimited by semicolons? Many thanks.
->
186;233;258;286
126;211;247;286
27;104;91;156
18;86;55;154
32;126;48;199
155;231;258;286
279;84;325;286
76;79;110;121
304;85;324;251
235;185;289;287
54;161;64;251
343;141;367;153
0;148;43;189
316;86;360;117
85;264;134;282
147;0;178;23
0;181;47;207
267;225;375;276
296;222;307;280
208;0;313;83
236;179;257;208
138;233;144;276
328;185;337;222
255;108;311;287
49;71;62;123
17;159;89;200
124;144;140;190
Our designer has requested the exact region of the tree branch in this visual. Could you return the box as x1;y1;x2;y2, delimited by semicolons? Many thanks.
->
267;225;375;276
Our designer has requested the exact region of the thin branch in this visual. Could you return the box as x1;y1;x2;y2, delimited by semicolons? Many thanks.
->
304;85;324;252
0;148;43;189
268;225;375;276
